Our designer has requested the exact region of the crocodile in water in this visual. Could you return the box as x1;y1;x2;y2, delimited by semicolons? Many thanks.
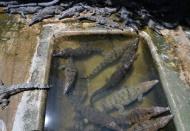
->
96;80;159;113
85;38;139;79
59;58;77;94
53;46;102;59
89;39;138;105
128;114;173;131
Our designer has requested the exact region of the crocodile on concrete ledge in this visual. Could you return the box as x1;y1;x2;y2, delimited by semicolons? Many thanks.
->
58;3;86;20
0;1;18;7
29;5;64;26
0;80;49;109
6;0;60;9
53;46;102;59
6;6;42;18
83;5;117;17
78;14;123;29
96;80;159;113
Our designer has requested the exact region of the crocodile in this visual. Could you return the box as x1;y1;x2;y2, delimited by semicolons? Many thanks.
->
6;0;60;9
59;58;77;94
90;42;138;105
96;80;159;113
58;3;86;20
0;80;49;109
115;106;170;126
86;38;139;79
128;114;174;131
83;5;117;17
72;103;124;131
78;14;123;29
29;5;64;26
53;46;102;59
6;6;42;18
0;1;18;7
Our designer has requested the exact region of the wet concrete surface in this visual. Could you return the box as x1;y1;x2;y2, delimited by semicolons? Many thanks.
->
0;13;41;131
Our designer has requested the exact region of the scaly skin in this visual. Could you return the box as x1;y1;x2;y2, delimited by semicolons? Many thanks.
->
90;39;139;105
29;5;64;26
6;0;60;9
96;80;159;113
0;1;18;7
7;6;42;18
73;103;124;131
58;3;85;19
128;114;174;131
87;39;138;78
115;106;170;126
53;46;102;59
78;14;122;29
83;5;117;17
86;39;138;79
62;58;77;94
0;81;49;109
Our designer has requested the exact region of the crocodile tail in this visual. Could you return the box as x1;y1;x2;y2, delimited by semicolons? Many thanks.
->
89;85;107;106
87;62;107;79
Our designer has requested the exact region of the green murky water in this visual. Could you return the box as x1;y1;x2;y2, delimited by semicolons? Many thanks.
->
45;34;176;131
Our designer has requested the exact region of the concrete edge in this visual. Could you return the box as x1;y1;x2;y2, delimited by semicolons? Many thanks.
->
140;31;190;131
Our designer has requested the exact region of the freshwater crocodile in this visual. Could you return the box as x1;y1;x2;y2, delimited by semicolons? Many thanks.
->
60;58;77;94
78;14;122;29
53;46;102;59
0;80;49;109
128;114;173;131
6;0;60;9
73;103;124;131
6;6;42;18
85;38;139;79
90;40;138;105
58;3;86;20
29;5;64;26
96;80;159;113
83;5;117;17
0;1;18;7
115;106;170;126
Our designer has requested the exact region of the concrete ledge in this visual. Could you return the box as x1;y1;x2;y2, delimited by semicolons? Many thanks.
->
140;31;190;131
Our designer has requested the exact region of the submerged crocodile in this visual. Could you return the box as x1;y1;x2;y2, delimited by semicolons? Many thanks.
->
128;114;173;131
72;99;170;131
96;80;159;113
6;6;42;18
58;3;86;19
85;38;139;79
90;40;138;105
115;106;170;126
0;80;49;109
53;46;102;59
59;58;77;94
73;103;124;131
29;5;64;26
